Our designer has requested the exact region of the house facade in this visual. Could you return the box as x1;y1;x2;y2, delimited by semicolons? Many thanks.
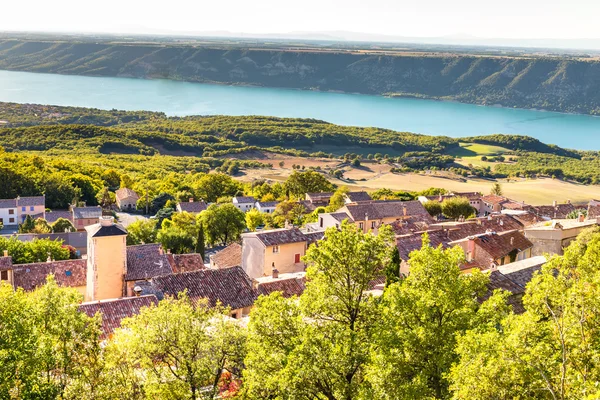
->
525;218;598;256
0;199;18;227
233;196;256;212
72;206;103;231
451;231;533;271
115;188;140;211
255;201;278;214
176;199;208;214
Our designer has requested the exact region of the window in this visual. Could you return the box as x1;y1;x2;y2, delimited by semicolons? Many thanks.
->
0;218;3;224
8;209;14;215
359;222;364;230
294;253;301;263
371;221;376;229
319;218;323;228
273;245;280;254
0;271;8;281
21;206;26;212
9;218;14;224
30;206;34;211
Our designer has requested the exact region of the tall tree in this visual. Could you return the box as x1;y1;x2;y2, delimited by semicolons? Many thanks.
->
196;223;206;261
200;204;246;246
450;227;600;399
244;221;394;399
441;197;476;220
368;234;493;399
490;182;503;196
284;170;334;199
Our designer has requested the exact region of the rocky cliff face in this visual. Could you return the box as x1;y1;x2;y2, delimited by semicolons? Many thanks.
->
1;40;599;114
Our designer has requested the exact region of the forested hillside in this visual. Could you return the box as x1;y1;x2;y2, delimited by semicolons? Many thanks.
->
1;39;600;114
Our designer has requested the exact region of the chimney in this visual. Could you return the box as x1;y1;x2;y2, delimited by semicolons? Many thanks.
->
578;213;585;223
46;253;52;263
133;286;142;297
272;266;279;279
553;200;557;207
403;206;407;216
510;236;514;246
567;199;571;204
100;216;113;227
189;198;194;203
166;249;171;254
159;246;164;255
467;237;476;261
2;250;7;258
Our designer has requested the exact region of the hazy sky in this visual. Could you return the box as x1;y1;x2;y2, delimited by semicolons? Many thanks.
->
3;0;600;39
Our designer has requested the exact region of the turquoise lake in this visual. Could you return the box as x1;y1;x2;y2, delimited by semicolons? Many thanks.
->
1;70;600;150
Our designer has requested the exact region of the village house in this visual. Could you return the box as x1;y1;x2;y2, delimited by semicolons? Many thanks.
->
344;191;372;203
233;196;256;212
318;200;432;234
210;242;242;269
450;231;534;271
480;195;531;216
255;201;278;214
176;198;208;214
72;206;103;231
396;230;451;275
254;271;306;298
0;199;18;227
524;216;598;256
241;227;323;279
530;201;577;220
304;192;334;207
115;188;140;211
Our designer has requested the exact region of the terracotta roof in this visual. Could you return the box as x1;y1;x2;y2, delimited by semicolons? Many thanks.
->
233;196;256;204
453;192;483;200
115;188;139;202
342;200;429;221
72;206;102;219
17;196;45;207
252;228;308;246
0;256;13;271
79;295;158;339
258;276;306;298
12;259;87;291
45;210;74;224
389;214;436;235
532;203;577;219
510;212;543;227
177;201;208;213
368;275;386;290
303;231;325;246
481;194;508;205
346;191;372;202
588;204;600;220
396;230;451;261
211;243;242;269
148;266;258;310
0;199;17;208
169;253;205;273
436;215;524;242
481;270;526;313
468;231;533;266
126;244;173;281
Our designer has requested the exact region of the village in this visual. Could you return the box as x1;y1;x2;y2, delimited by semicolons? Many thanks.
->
0;186;597;339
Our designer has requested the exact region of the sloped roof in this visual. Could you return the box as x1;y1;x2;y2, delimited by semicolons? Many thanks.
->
389;214;436;236
17;196;45;207
497;256;546;287
481;194;508;205
148;266;258;310
532;203;577;219
510;212;543;227
0;199;17;208
115;188;139;201
125;244;173;281
233;196;256;204
256;201;279;208
588;204;600;220
253;228;308;246
303;231;325;246
396;230;451;261
346;191;372;202
437;215;524;242
79;295;158;339
86;222;127;238
177;201;208;213
470;231;533;264
258;276;306;298
45;210;73;224
12;259;87;291
481;270;526;313
342;200;429;221
169;253;205;273
305;192;334;202
211;243;242;269
73;206;103;219
0;256;13;271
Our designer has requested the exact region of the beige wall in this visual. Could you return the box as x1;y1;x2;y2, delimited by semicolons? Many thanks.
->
17;204;45;222
86;235;127;301
525;226;591;256
76;218;100;231
263;242;307;276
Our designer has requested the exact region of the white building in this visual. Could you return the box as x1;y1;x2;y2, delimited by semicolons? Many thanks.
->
255;201;278;214
0;199;18;227
233;196;256;212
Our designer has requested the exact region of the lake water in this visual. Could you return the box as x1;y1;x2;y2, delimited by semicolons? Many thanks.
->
1;70;600;150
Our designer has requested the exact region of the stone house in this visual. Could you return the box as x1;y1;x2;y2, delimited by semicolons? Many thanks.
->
524;218;598;256
176;199;208;214
233;196;256;212
72;206;103;231
115;188;140;211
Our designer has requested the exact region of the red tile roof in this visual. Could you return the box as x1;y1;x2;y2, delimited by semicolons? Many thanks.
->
434;214;524;242
468;231;533;267
342;200;429;221
79;295;158;339
588;204;600;220
115;188;139;202
253;228;308;246
148;266;258;310
12;259;87;291
396;230;451;261
532;203;577;219
169;253;205;273
211;243;242;269
125;244;173;281
258;277;306;298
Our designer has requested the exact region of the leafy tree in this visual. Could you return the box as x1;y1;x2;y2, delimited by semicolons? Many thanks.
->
101;169;121;191
32;218;52;234
200;204;246;246
327;186;349;212
193;173;240;203
384;246;401;286
196;223;206;260
368;234;493;399
244;221;394;399
423;200;442;217
149;192;175;214
96;187;115;210
43;173;81;209
441;197;475;219
52;217;76;233
284;170;334;199
19;214;36;233
157;226;195;254
566;208;587;219
450;228;600;399
116;294;246;399
126;218;159;245
490;182;503;196
245;209;264;232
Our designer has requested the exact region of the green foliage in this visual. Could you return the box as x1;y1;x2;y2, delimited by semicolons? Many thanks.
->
126;219;158;245
327;186;349;212
157;226;195;254
245;209;264;232
199;203;246;246
441;197;476;219
384;246;401;286
51;217;76;233
490;182;503;196
284;170;335;199
423;200;443;217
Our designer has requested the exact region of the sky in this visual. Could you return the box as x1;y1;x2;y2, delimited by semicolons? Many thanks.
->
2;0;600;40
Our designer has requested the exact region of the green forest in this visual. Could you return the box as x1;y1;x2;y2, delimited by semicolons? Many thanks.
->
3;222;600;399
1;39;600;114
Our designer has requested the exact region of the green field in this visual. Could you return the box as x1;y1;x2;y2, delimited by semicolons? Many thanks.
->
447;142;512;157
